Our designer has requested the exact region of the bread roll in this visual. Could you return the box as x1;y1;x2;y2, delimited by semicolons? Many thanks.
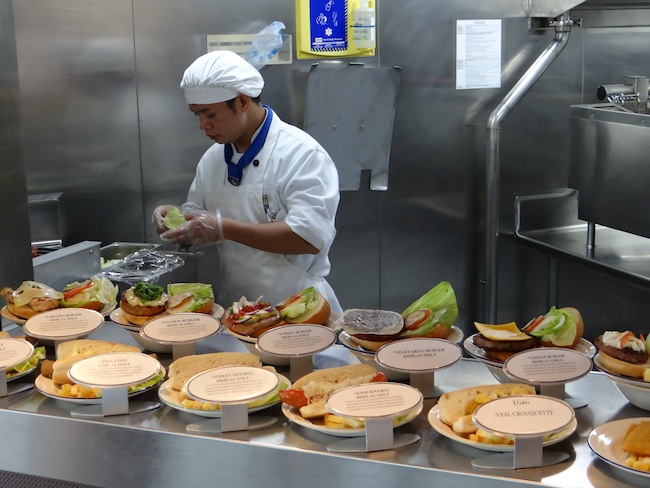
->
51;339;142;385
292;363;378;390
597;351;650;379
168;352;262;391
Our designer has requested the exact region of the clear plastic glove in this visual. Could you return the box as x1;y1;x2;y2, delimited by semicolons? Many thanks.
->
151;205;176;234
160;208;223;247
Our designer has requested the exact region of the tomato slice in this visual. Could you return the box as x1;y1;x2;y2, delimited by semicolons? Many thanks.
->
63;280;93;300
619;331;635;347
371;372;388;382
278;389;309;409
276;293;301;311
404;309;431;330
523;315;544;332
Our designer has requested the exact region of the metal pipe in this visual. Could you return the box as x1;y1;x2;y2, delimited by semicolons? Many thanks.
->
484;12;573;323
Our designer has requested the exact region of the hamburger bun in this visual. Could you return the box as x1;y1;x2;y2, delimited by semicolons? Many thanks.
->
340;309;405;352
276;288;331;326
597;351;650;379
221;299;282;337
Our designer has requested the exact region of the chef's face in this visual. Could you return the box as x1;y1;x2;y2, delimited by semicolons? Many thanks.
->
189;97;245;145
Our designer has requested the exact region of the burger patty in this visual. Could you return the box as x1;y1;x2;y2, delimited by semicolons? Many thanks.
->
595;336;648;364
472;333;539;352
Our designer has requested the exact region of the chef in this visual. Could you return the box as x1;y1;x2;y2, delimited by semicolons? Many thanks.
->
152;50;342;313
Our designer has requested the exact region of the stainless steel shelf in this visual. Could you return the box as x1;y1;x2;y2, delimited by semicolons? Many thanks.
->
515;188;650;286
0;322;647;488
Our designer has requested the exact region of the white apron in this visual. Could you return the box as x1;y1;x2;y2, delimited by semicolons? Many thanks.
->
215;158;342;313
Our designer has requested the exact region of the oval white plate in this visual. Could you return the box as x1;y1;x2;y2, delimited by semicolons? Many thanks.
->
427;404;577;452
109;304;225;332
338;326;465;357
158;374;290;418
34;369;164;405
588;417;650;479
463;334;596;367
282;401;423;438
2;303;116;326
593;353;650;388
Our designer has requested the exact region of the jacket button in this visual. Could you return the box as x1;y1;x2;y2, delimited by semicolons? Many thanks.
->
253;159;260;167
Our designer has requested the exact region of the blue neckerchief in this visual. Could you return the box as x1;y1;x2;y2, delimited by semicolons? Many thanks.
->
225;105;273;186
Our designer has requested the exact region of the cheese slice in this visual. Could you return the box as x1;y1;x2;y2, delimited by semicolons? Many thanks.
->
474;321;531;341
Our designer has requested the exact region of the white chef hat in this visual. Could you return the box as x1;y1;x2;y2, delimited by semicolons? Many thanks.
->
180;50;264;104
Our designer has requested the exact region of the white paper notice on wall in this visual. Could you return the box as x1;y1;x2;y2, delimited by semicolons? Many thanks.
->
456;19;502;90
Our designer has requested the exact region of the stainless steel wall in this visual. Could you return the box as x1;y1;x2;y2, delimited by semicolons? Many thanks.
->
7;1;650;339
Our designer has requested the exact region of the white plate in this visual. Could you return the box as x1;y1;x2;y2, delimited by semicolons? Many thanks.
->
109;304;225;331
34;369;164;405
593;353;650;388
588;418;650;479
158;373;291;418
6;360;41;382
1;304;116;326
463;334;596;367
427;405;577;452
282;401;423;438
338;326;465;357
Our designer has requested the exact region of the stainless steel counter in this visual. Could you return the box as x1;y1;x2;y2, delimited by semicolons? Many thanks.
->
0;322;647;488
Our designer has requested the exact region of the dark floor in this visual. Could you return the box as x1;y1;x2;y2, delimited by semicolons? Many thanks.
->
0;471;103;488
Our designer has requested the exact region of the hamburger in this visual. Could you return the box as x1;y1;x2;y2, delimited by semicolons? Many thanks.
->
221;297;282;338
595;330;650;379
0;281;64;319
339;309;405;352
166;283;214;315
60;275;118;312
399;281;459;340
119;282;168;326
472;306;584;362
276;287;331;325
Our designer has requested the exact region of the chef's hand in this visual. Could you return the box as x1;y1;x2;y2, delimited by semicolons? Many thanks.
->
160;208;223;247
151;205;175;234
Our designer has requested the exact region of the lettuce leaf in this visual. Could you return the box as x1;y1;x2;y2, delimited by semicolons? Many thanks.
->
8;346;46;377
400;281;458;337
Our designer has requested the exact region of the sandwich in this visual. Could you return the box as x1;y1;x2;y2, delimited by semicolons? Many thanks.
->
595;330;650;380
472;306;585;362
119;282;169;326
339;309;405;352
1;281;64;319
221;296;282;337
166;283;214;315
60;275;118;312
39;339;163;398
167;352;288;410
399;281;459;340
276;287;331;325
279;364;387;427
437;383;536;444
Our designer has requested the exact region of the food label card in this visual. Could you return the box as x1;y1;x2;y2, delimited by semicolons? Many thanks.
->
24;308;104;339
326;382;422;419
141;313;221;343
504;348;592;384
473;395;574;437
256;324;336;357
0;338;34;369
68;352;161;388
375;338;462;372
183;366;279;404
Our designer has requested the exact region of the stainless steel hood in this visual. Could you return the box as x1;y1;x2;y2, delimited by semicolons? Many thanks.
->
498;0;650;18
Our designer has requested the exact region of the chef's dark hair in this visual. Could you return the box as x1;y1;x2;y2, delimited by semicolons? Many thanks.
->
226;95;261;111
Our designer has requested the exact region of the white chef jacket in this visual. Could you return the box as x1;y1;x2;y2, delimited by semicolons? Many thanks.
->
186;108;342;312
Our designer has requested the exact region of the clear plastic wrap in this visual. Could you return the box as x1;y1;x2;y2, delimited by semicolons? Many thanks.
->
100;249;185;286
